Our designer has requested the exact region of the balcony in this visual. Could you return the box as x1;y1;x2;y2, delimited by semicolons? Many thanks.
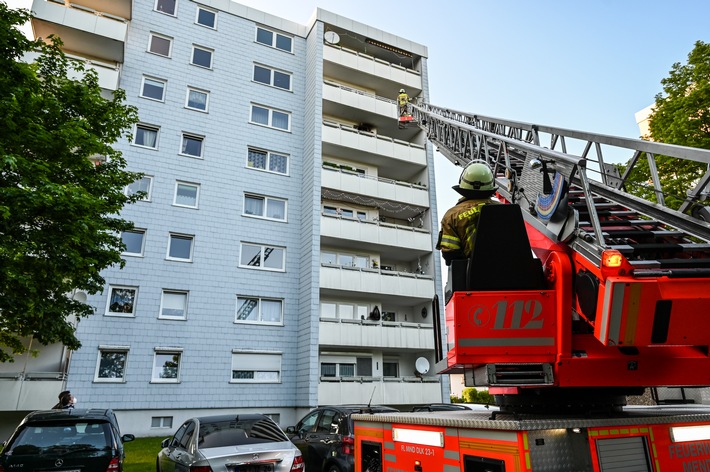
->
322;122;426;176
322;80;398;129
318;376;441;405
323;44;422;94
321;214;430;257
0;373;66;411
319;319;434;350
24;51;120;90
320;265;434;304
31;0;128;62
321;165;429;208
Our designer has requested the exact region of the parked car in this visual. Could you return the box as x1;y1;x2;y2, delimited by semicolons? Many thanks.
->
157;414;303;472
0;408;135;472
286;405;398;472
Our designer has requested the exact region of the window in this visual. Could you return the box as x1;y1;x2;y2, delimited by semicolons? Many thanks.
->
321;302;336;318
320;362;355;377
180;133;203;158
236;297;283;324
167;233;194;261
160;290;188;320
253;64;291;91
247;148;289;175
173;181;200;208
244;194;286;221
240;243;285;271
383;361;399;377
121;229;145;256
321;252;337;265
125;176;153;201
186;87;209;112
94;346;129;382
106;286;138;317
231;352;281;383
255;26;292;53
141;76;166;101
151;417;173;428
148;33;172;57
195;7;216;28
191;45;213;68
250;104;290;131
133;124;159;149
152;349;182;382
154;0;176;15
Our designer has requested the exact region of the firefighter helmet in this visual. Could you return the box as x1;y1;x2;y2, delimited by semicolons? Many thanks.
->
452;161;495;197
399;89;406;93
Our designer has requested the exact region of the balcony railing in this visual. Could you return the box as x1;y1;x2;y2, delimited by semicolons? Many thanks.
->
320;265;434;303
23;51;120;90
318;376;441;405
0;372;67;411
31;0;128;62
321;214;431;252
322;122;426;166
319;318;434;350
323;44;422;91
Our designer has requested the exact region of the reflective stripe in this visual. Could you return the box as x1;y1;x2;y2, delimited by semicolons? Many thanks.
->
440;235;460;250
439;240;460;250
460;337;554;347
444;450;459;460
601;282;626;344
459;429;518;442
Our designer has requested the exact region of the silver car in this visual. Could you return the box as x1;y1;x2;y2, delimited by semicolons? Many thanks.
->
157;414;304;472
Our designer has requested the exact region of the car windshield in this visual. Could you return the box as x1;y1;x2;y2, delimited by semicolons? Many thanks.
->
8;421;110;454
198;417;288;448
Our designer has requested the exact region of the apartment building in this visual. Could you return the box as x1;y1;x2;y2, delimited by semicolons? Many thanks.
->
0;0;446;437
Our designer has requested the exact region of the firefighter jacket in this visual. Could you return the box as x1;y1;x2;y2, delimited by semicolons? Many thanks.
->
398;93;409;107
436;197;497;264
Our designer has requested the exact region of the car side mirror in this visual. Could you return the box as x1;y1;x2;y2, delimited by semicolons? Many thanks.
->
121;434;135;443
161;438;172;448
286;426;296;434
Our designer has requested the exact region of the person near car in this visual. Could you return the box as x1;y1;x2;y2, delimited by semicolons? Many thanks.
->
52;390;76;409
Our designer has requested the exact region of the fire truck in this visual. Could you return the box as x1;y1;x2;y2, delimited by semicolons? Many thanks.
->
352;103;710;471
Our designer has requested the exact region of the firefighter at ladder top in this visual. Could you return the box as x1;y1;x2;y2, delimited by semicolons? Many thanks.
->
436;161;498;265
398;88;410;117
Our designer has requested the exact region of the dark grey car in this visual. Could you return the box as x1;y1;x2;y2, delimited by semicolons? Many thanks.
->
286;405;398;472
157;414;303;472
0;409;135;472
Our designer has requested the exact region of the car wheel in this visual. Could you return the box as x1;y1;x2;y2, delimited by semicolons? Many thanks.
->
326;464;341;472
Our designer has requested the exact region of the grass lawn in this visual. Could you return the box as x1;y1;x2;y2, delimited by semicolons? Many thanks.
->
124;436;165;472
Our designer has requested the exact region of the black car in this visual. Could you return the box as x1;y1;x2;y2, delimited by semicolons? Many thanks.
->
287;405;398;472
0;409;135;472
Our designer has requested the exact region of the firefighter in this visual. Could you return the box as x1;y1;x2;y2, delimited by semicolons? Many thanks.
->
397;88;410;117
436;160;498;265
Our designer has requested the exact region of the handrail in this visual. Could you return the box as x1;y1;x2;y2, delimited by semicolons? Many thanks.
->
323;80;398;105
322;120;425;150
324;43;420;76
321;162;427;190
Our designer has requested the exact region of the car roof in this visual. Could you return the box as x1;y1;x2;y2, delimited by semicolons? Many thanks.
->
194;414;272;423
22;409;115;423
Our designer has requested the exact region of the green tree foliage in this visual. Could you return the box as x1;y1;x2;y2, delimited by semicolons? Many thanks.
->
624;40;710;210
0;4;140;362
451;387;494;405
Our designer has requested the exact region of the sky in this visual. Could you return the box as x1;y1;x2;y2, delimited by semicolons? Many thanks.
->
5;0;710;221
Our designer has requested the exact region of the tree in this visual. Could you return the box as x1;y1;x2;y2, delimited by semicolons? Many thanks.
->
624;40;710;210
0;4;140;362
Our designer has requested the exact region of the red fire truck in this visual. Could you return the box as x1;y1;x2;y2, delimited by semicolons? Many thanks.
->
356;104;710;471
